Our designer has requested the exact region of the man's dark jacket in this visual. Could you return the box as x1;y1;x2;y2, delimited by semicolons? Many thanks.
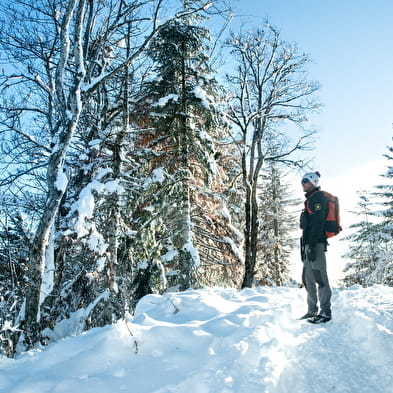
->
300;187;328;246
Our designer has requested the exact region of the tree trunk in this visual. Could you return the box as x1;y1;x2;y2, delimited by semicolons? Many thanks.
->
24;142;72;345
176;44;194;290
241;181;260;288
22;0;87;347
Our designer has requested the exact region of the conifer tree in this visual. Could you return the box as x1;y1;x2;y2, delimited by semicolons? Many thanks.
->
343;147;393;287
134;13;240;292
374;146;393;227
344;193;391;286
0;204;32;356
256;164;298;286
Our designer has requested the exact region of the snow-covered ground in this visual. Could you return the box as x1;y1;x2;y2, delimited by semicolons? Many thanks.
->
1;285;392;393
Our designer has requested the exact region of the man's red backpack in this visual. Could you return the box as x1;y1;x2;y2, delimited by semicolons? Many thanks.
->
305;190;342;238
321;191;342;238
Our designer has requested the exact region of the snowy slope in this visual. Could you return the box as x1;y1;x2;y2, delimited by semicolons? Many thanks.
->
0;285;392;393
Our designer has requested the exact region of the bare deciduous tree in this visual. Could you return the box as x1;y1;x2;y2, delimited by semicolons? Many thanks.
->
225;23;320;288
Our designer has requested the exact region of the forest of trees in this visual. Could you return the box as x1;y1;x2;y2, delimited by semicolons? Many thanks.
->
0;0;391;357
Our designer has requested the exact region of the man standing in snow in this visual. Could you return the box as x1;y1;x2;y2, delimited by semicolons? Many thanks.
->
299;171;332;323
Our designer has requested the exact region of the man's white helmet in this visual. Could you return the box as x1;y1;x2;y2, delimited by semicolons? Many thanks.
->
302;171;321;187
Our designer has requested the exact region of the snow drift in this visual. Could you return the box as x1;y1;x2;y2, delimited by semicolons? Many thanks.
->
0;285;392;393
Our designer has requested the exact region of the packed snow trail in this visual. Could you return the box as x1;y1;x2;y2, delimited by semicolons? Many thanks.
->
0;286;392;393
273;286;393;393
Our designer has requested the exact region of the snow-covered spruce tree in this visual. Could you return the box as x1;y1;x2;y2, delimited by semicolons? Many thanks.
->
374;145;393;223
133;15;241;292
0;205;33;356
363;146;393;285
0;95;48;354
342;192;391;286
224;23;320;288
255;164;299;286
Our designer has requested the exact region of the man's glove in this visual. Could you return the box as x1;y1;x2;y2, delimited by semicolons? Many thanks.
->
307;245;316;262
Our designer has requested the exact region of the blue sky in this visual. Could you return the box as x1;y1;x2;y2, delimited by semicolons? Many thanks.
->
226;1;393;276
230;0;393;182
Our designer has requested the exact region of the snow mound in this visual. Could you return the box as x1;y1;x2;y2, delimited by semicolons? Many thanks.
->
0;286;392;393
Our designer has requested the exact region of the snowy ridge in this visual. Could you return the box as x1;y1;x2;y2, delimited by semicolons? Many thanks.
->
0;286;392;393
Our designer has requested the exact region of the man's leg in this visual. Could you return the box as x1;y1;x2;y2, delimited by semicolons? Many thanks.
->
302;245;318;315
312;243;332;317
